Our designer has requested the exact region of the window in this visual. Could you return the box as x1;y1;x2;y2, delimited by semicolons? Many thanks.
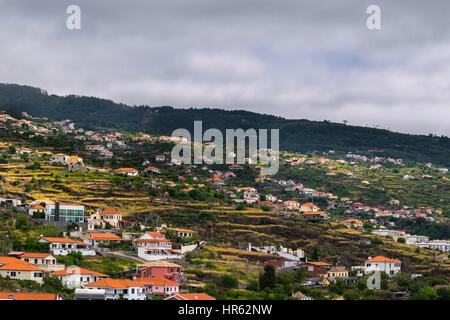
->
34;272;43;278
10;272;16;277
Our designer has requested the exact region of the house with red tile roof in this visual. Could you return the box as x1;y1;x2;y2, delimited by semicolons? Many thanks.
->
0;257;48;284
83;232;125;246
121;260;183;283
88;207;123;229
364;256;401;276
300;203;320;212
134;232;181;261
51;266;109;288
136;276;179;296
115;168;138;176
38;236;96;256
301;211;329;221
9;252;65;272
85;279;147;300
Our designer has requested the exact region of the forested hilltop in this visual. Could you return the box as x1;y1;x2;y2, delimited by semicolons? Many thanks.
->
0;83;449;166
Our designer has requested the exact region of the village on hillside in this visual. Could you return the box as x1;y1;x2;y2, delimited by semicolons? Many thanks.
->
0;111;448;300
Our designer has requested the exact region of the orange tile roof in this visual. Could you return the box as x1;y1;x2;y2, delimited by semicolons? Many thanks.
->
136;276;179;286
365;256;401;263
85;279;143;289
0;257;47;272
41;237;77;243
143;231;165;239
0;292;58;300
306;261;331;266
303;211;325;215
172;293;216;300
301;203;319;207
19;253;53;259
167;227;196;233
51;267;108;277
87;233;123;241
116;168;137;172
100;207;120;215
30;204;45;210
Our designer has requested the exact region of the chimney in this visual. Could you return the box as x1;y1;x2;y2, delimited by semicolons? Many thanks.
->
54;202;60;221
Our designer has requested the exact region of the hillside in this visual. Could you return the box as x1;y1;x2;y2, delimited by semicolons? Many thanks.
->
0;83;449;166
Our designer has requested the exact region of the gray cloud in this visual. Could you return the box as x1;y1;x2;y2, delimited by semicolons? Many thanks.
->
0;0;449;136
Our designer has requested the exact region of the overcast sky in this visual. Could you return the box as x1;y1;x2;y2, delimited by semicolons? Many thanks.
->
0;0;449;136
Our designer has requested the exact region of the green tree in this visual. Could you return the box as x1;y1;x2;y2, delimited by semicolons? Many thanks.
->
343;289;360;300
15;214;28;230
220;275;238;288
259;264;276;290
329;278;346;295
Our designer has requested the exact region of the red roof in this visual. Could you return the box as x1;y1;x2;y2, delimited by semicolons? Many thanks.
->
30;204;45;210
170;293;216;300
19;253;53;259
303;211;325;215
136;276;179;286
100;207;120;215
85;279;143;289
41;237;77;243
87;233;123;241
0;292;58;300
306;261;331;267
365;256;401;263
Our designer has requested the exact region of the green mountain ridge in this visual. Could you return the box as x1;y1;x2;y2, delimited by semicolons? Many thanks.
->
0;83;449;166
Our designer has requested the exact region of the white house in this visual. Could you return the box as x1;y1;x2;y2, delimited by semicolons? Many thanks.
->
83;232;124;246
364;256;401;276
300;203;320;212
85;279;147;300
38;236;96;256
28;204;46;217
115;168;138;176
134;232;181;261
166;227;196;238
51;266;109;289
0;257;47;284
15;252;65;272
51;153;70;164
88;207;123;229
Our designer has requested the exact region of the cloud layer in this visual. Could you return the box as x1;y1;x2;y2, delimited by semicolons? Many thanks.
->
0;0;449;136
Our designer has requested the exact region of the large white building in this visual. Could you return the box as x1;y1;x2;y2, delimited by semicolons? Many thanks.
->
364;256;401;276
45;203;85;223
